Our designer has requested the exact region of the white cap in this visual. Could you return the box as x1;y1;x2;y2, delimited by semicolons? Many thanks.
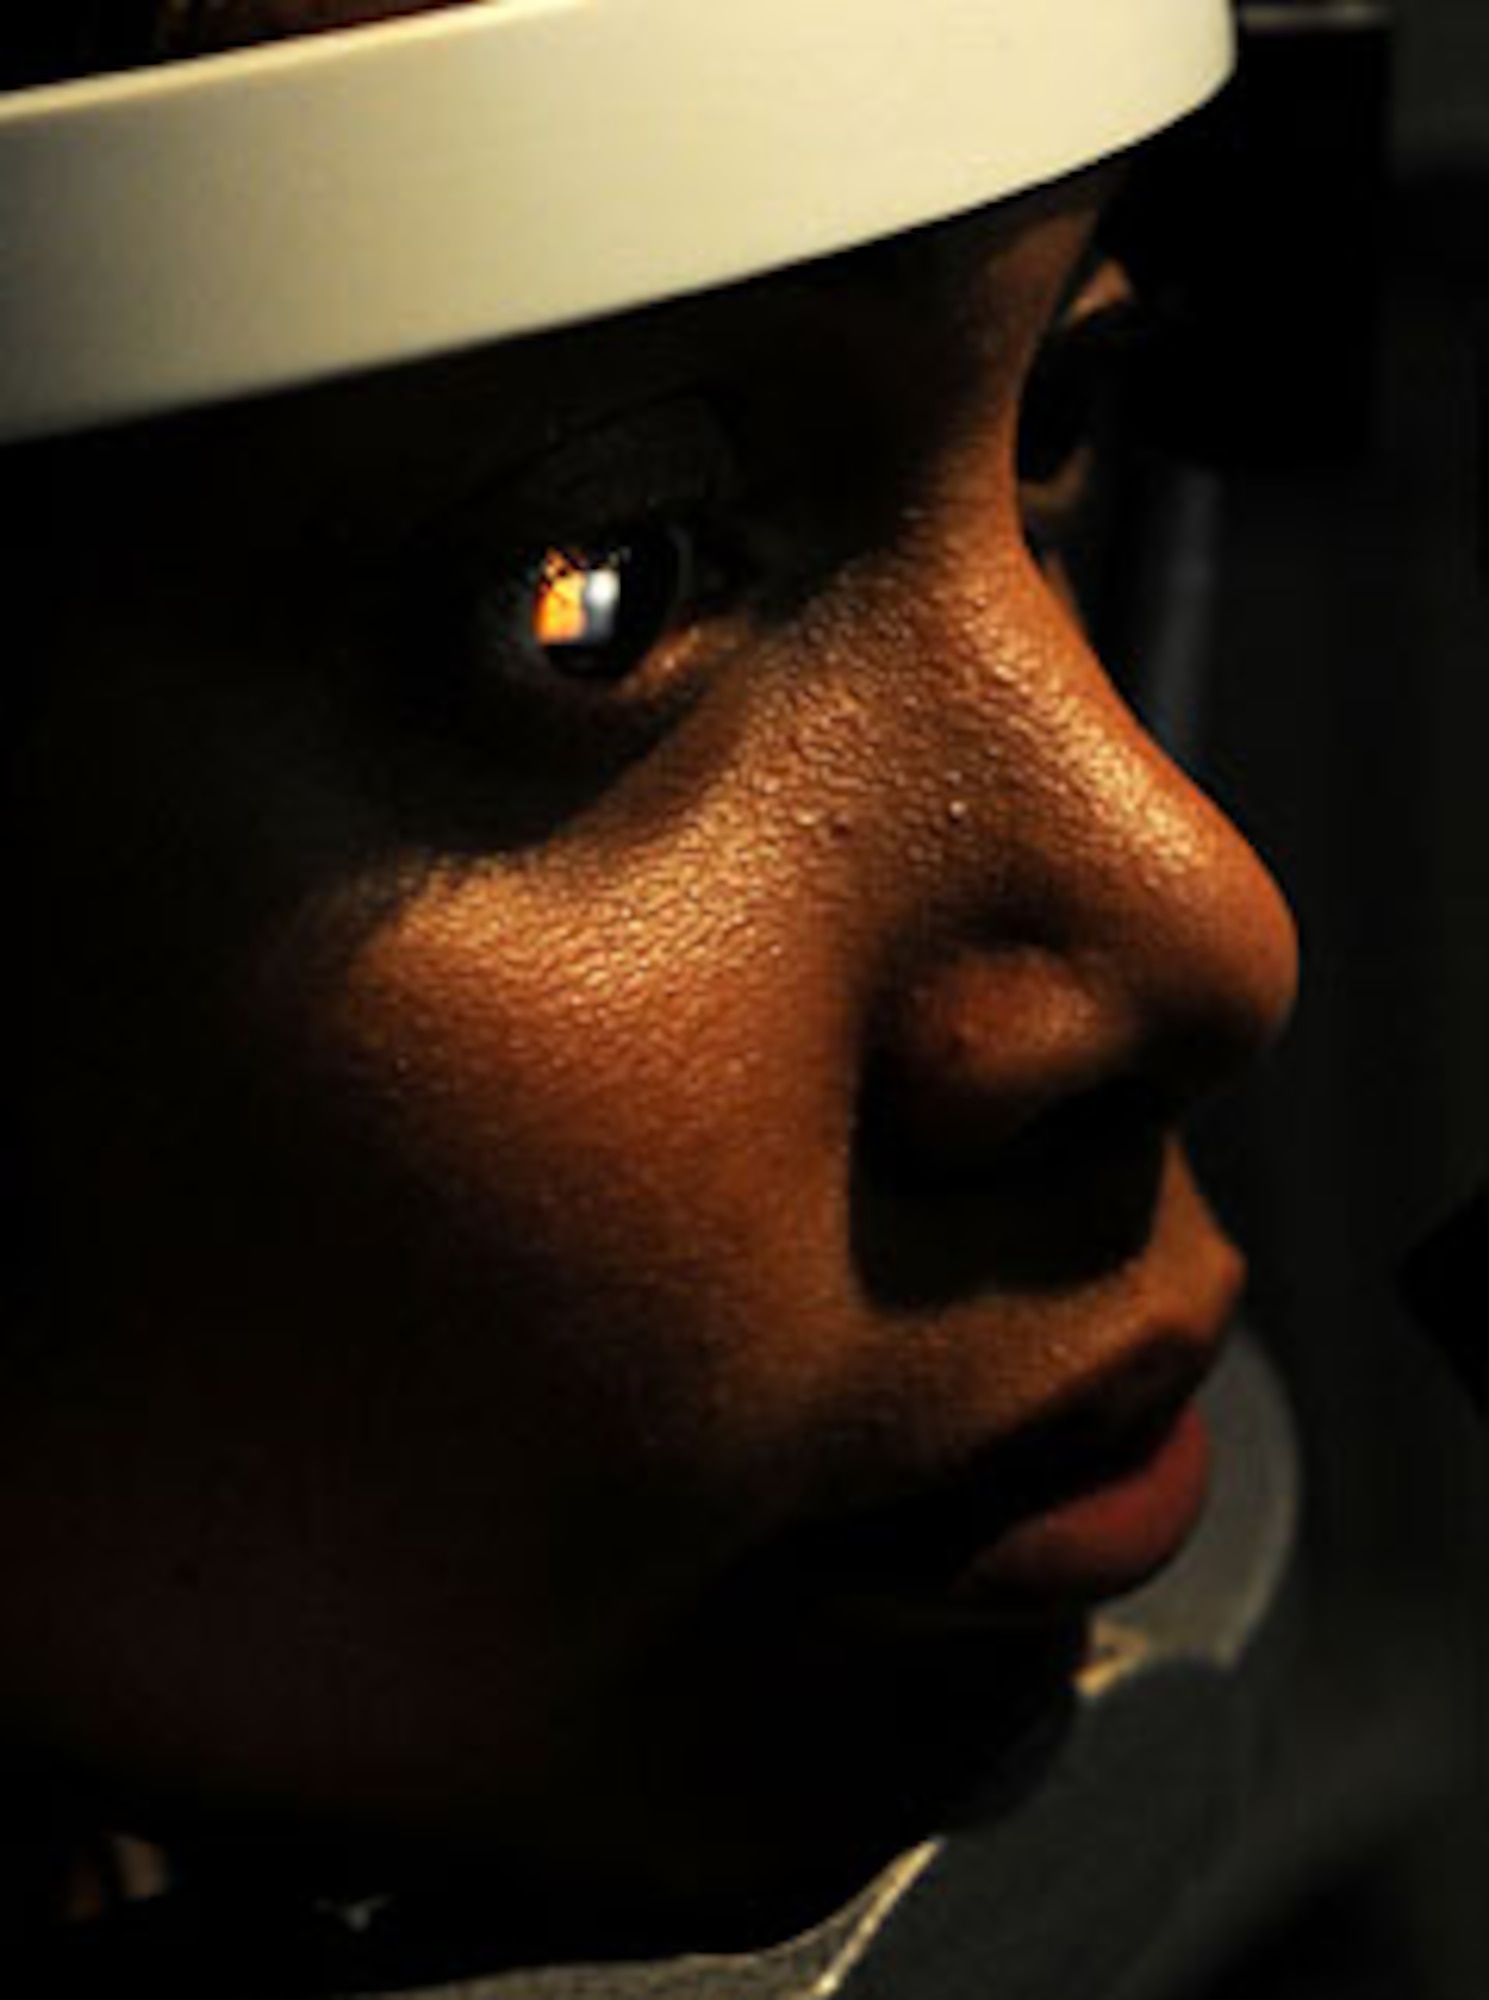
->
0;0;1235;445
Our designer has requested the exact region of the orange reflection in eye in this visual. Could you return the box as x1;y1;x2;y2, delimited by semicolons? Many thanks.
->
533;551;591;648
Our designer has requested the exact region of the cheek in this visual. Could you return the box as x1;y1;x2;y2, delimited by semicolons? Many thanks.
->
0;855;859;1819
300;865;863;1490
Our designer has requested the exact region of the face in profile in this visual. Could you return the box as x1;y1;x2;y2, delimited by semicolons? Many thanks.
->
0;41;1298;1957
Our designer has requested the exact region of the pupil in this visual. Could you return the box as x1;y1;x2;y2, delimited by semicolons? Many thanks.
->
529;534;682;682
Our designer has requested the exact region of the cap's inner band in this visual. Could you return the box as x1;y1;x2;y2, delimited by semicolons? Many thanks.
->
0;0;1235;443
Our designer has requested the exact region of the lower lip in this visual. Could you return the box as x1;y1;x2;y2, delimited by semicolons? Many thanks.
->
954;1402;1212;1610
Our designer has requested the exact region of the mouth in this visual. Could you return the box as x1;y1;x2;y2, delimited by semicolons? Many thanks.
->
943;1393;1211;1612
754;1297;1239;1634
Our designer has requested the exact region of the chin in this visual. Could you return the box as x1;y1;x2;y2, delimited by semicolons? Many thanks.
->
485;1613;1086;1958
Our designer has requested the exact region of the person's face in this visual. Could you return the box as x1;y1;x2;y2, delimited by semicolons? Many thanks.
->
4;170;1297;1942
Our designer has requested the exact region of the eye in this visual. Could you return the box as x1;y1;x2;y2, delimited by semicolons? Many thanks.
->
1018;341;1100;493
509;527;695;686
1019;264;1149;571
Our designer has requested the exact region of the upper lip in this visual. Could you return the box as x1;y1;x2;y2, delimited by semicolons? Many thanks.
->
749;1269;1242;1607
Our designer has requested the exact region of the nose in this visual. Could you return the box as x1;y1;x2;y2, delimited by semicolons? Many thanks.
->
851;560;1299;1209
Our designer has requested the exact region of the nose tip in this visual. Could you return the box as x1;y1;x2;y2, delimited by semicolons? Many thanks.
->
1093;756;1302;1102
854;664;1299;1213
850;790;1296;1308
878;556;1300;1096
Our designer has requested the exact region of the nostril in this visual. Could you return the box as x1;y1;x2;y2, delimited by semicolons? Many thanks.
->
988;1072;1168;1197
858;1066;1167;1200
851;1072;1171;1307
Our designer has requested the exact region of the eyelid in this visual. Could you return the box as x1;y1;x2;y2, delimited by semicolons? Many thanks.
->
1057;254;1139;338
422;394;742;571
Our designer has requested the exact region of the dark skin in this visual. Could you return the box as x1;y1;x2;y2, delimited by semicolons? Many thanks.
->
1;114;1297;1960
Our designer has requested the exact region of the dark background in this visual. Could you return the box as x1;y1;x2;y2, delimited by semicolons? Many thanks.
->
1122;3;1488;1994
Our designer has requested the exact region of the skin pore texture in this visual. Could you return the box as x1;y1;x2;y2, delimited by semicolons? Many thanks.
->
2;0;1300;1970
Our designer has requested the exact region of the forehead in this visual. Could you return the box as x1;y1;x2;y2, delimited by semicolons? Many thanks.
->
24;168;1106;570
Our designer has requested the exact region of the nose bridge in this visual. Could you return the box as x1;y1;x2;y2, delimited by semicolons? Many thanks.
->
846;565;1301;1096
